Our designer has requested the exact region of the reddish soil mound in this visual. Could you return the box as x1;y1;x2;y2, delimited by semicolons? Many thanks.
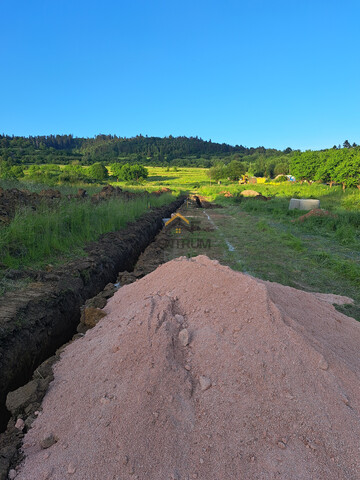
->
16;256;360;480
151;187;172;196
219;190;233;197
295;209;338;222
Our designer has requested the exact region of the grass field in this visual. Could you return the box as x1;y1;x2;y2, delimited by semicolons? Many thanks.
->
159;196;360;321
210;202;360;321
109;166;210;192
1;167;359;322
203;181;360;320
0;192;176;274
0;179;105;196
135;168;360;320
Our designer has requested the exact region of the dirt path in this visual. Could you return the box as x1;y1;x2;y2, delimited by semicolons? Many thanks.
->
119;198;241;277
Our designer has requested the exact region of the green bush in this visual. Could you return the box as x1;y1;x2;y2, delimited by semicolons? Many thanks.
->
88;163;109;181
110;163;148;182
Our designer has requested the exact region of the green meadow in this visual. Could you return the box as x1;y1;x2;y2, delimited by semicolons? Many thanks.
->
1;167;359;321
0;190;176;295
126;167;359;320
110;166;211;191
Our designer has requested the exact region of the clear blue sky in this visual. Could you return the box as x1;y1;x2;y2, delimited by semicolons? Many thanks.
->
1;0;359;150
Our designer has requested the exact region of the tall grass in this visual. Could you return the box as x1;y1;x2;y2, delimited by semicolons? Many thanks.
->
0;194;175;269
199;183;349;202
0;179;105;196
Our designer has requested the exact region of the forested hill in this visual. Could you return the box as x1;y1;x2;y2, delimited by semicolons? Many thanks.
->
0;134;288;166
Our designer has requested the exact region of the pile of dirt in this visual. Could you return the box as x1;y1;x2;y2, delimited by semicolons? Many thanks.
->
15;256;360;480
219;190;233;197
151;187;172;196
91;185;138;202
66;189;88;200
0;188;40;224
294;208;338;223
185;195;219;209
240;189;260;197
0;353;60;480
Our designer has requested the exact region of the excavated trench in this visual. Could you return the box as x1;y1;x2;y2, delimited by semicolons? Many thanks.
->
0;196;227;478
0;196;185;434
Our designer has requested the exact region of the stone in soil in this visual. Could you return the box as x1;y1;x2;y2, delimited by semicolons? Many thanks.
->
40;434;58;450
178;328;189;346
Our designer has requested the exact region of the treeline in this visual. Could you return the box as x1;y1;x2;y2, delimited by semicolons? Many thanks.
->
1;134;359;188
205;143;360;188
0;134;290;167
206;154;292;181
0;163;149;185
290;146;360;188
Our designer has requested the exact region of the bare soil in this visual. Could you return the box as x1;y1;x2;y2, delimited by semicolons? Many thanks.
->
15;255;360;480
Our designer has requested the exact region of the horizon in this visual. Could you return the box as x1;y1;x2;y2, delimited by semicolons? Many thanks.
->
1;0;360;151
0;131;355;153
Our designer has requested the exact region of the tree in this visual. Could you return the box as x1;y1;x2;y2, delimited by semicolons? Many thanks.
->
119;163;132;181
110;163;124;181
252;158;266;177
343;140;351;149
207;164;227;182
274;162;289;176
226;160;246;181
88;163;109;181
110;163;148;182
128;164;148;181
333;152;360;189
289;151;322;182
265;162;276;178
314;151;343;186
61;165;86;183
0;160;24;179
